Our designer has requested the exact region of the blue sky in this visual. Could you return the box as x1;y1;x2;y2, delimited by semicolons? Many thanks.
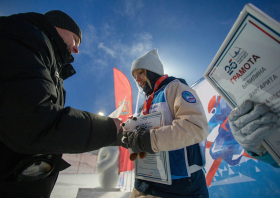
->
1;0;279;116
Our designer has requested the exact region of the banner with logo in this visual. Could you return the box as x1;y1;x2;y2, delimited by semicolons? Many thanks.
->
203;3;280;167
191;78;280;198
113;68;134;172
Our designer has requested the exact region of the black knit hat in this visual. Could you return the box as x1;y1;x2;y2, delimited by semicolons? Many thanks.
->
44;10;82;43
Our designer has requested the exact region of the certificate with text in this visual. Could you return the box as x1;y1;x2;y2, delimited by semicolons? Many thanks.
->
134;111;172;185
204;4;280;165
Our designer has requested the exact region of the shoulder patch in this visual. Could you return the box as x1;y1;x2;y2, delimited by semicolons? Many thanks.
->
182;91;196;103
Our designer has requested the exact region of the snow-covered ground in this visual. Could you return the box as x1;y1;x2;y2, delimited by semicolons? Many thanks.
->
50;153;135;197
51;173;134;198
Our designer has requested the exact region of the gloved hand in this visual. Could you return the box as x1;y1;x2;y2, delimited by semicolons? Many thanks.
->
110;128;128;149
122;126;155;154
228;100;279;156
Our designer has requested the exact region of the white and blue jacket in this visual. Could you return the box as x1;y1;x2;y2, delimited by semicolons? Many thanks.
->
138;79;208;179
134;77;209;197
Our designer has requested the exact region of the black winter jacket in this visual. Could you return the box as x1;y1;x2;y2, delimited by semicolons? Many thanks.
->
0;12;117;175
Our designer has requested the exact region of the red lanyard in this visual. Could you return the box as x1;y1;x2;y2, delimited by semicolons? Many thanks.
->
143;75;168;115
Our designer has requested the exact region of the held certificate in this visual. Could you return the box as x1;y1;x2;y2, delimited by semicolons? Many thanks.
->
204;4;280;165
134;111;172;185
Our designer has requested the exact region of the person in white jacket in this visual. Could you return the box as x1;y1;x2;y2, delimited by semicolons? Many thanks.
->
122;49;209;198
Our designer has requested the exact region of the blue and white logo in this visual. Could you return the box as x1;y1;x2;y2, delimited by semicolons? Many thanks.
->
182;91;196;103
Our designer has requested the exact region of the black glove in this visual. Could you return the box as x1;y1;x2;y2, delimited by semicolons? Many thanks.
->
110;128;129;149
122;126;155;154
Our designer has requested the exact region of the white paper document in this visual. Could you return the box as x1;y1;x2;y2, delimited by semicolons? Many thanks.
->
134;111;172;185
204;4;280;165
108;97;126;118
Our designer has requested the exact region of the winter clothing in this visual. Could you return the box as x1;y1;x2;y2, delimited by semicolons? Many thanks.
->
44;10;82;42
130;188;161;198
0;12;116;197
244;149;280;168
131;49;164;77
122;126;155;154
134;169;209;198
112;128;129;148
143;70;162;96
228;100;280;167
146;78;209;153
132;75;209;198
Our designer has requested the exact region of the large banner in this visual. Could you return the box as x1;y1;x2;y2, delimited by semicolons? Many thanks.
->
191;78;280;198
113;68;134;172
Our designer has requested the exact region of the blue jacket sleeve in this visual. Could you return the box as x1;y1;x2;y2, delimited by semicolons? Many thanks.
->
244;149;280;168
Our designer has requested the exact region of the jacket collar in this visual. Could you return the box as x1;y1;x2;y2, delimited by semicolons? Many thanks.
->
146;76;188;97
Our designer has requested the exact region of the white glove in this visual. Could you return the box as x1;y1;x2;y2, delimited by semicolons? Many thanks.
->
228;100;279;156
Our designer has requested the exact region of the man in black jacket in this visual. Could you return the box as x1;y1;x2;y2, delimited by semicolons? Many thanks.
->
0;10;122;197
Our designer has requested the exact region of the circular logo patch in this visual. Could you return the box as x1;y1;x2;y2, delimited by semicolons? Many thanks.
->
182;91;196;103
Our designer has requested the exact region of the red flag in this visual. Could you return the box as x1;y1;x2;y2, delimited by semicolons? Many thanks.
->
113;68;134;172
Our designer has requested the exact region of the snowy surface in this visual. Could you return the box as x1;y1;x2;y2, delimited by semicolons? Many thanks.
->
51;173;134;198
50;153;135;198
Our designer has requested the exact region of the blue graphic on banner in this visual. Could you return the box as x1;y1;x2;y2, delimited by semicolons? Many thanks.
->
208;96;243;165
119;172;124;188
206;95;280;198
209;158;280;198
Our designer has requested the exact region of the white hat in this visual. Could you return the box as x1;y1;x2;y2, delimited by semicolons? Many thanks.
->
131;49;164;77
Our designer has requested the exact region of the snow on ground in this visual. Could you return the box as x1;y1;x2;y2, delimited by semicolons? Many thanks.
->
51;172;134;198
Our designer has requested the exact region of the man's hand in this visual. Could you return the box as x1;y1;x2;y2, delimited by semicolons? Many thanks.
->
112;118;122;134
110;118;129;147
228;100;279;155
122;126;155;154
